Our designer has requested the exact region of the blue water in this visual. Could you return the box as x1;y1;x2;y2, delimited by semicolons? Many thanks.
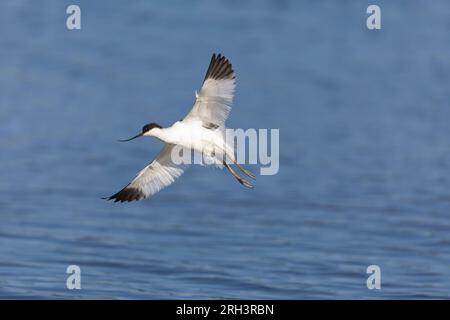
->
1;0;450;299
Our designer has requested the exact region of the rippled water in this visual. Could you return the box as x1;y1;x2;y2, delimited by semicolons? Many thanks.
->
1;0;450;299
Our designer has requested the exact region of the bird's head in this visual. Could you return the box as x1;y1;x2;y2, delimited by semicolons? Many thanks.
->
119;123;162;142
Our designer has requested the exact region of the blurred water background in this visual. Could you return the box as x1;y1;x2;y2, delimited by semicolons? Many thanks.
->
1;0;450;298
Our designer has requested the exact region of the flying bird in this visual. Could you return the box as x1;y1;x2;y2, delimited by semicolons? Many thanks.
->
106;53;255;202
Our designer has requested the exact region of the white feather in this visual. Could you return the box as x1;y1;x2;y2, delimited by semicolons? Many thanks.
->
184;77;235;128
125;144;185;199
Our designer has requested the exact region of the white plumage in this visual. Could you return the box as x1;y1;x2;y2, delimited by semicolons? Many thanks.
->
185;77;235;128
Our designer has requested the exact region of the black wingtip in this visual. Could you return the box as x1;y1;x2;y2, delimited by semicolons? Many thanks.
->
203;53;235;82
104;187;146;203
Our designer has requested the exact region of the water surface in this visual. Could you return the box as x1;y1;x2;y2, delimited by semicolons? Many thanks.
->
1;0;450;298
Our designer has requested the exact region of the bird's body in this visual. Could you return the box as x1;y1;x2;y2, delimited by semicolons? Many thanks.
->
154;119;235;162
107;53;254;202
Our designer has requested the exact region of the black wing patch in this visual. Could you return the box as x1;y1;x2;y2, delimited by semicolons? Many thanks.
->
106;184;145;203
202;122;220;130
203;53;235;82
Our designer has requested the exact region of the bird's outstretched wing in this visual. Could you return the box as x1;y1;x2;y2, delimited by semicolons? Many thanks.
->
183;53;235;128
107;144;185;202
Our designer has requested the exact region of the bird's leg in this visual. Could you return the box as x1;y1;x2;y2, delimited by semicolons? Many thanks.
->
230;158;256;179
223;161;253;188
215;145;256;179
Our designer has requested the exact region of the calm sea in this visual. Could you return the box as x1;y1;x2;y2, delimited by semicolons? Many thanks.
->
0;0;450;298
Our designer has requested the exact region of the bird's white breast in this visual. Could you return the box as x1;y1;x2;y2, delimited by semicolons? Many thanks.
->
163;120;225;154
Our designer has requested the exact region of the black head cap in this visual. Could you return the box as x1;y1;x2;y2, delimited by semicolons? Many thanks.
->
142;123;162;133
